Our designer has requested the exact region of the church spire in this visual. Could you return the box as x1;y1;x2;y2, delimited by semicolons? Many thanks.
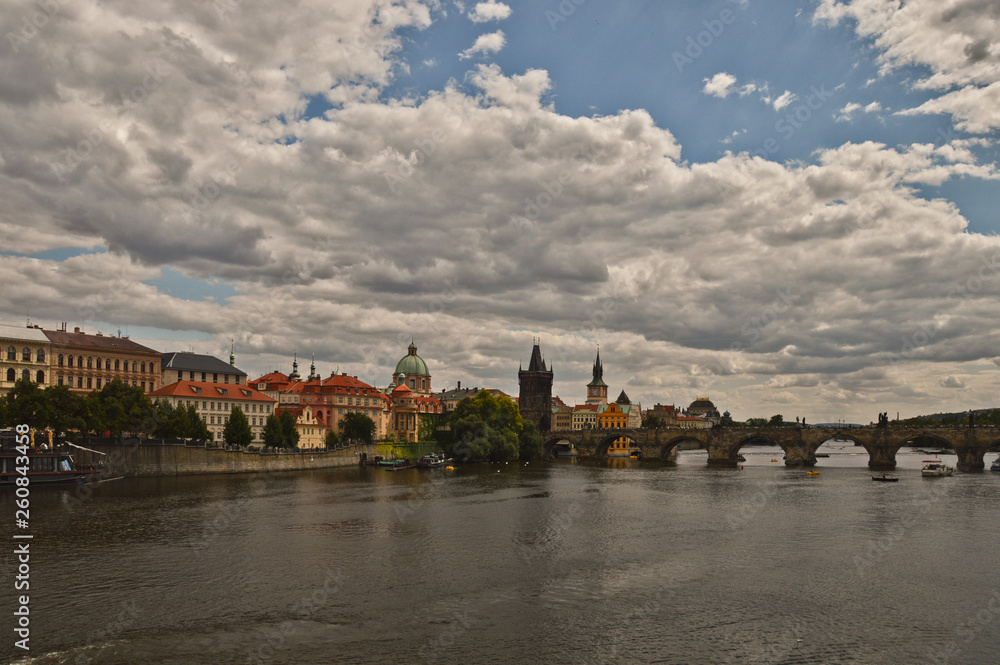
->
230;339;235;366
289;350;300;380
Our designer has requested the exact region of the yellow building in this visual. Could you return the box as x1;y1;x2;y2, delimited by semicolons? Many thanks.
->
598;391;638;456
0;325;51;396
45;326;161;393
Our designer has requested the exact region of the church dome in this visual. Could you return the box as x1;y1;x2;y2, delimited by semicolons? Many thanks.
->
394;342;429;376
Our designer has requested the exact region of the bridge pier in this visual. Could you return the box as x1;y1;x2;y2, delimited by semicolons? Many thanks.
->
783;445;816;467
867;446;897;470
954;446;988;472
707;445;738;468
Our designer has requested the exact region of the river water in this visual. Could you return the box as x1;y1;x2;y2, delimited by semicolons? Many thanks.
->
3;444;999;665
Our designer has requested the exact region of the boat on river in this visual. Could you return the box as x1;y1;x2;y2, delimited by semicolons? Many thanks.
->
416;452;449;468
990;455;1000;472
0;447;109;485
921;460;954;477
872;474;898;482
379;458;414;471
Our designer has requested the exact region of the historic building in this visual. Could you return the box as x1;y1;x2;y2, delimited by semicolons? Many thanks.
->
598;390;639;456
0;325;51;396
646;403;680;427
150;380;275;442
44;325;161;393
270;371;389;441
393;342;432;394
585;350;608;406
687;397;721;423
161;350;246;386
518;341;553;432
551;403;573;430
571;403;598;429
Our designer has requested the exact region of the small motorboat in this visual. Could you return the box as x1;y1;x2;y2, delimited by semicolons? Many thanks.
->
807;470;820;476
416;452;449;468
921;460;954;477
990;455;1000;472
872;474;898;482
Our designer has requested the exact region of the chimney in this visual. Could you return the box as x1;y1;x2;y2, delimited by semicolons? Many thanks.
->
458;381;461;389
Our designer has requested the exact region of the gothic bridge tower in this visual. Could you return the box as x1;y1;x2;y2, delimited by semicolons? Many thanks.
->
518;341;553;432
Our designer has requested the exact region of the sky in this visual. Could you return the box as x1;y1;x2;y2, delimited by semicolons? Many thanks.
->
1;0;999;423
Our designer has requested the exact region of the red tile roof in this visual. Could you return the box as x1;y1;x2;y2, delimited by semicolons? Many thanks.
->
43;329;160;354
151;380;275;402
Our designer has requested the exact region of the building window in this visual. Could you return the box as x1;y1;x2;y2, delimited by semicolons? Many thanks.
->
132;362;137;373
202;401;207;410
95;358;102;370
210;416;215;425
201;372;206;381
150;363;156;373
77;356;83;368
76;377;82;388
6;347;14;361
141;362;146;373
58;354;64;366
87;357;93;369
68;354;74;367
149;382;154;392
115;359;120;371
36;370;44;383
36;349;45;363
57;375;63;386
21;369;29;382
213;373;218;382
86;377;92;389
22;348;30;362
6;368;14;382
224;375;229;384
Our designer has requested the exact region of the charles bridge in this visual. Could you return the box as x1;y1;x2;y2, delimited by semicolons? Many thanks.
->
542;425;1000;472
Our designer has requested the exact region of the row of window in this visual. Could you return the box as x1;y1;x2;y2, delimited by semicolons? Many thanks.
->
182;400;272;414
5;347;45;363
181;371;238;384
4;369;44;383
56;375;155;392
57;355;155;373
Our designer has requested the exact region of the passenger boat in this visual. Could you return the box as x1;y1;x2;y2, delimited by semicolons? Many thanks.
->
416;452;448;468
0;448;108;485
378;458;414;471
921;460;954;477
990;455;1000;472
872;474;898;482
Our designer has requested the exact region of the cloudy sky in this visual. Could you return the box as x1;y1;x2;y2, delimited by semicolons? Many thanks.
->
2;0;1000;423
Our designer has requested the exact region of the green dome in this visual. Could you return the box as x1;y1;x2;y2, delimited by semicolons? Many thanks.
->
394;343;429;376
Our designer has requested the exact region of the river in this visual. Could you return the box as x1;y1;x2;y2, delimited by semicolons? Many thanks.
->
3;444;999;664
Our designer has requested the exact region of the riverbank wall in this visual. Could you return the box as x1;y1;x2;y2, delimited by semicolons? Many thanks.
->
67;439;377;477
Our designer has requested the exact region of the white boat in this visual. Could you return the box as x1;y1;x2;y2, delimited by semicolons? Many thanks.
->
990;455;1000;472
921;460;954;477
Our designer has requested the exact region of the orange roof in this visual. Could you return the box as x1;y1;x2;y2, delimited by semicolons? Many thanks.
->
573;404;600;412
151;380;275;402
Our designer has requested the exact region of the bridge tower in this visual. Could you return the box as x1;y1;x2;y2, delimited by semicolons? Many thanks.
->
518;341;553;432
585;349;608;406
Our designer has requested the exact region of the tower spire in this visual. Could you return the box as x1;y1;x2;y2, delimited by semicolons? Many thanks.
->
230;339;235;366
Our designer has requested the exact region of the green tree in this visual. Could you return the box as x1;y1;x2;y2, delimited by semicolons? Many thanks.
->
746;417;767;427
417;412;445;443
339;411;376;444
768;414;785;427
43;385;86;440
80;391;104;436
97;379;155;441
5;378;51;431
261;414;282;447
324;429;339;448
642;415;663;429
223;406;252;447
168;401;192;438
187;404;212;441
277;409;300;448
447;390;522;462
151;400;176;438
518;420;543;461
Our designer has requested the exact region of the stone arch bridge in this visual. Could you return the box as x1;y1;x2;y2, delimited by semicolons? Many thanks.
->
544;426;1000;472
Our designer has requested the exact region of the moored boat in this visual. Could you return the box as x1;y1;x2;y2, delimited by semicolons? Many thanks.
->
990;455;1000;472
378;458;414;471
872;474;898;482
416;452;449;468
1;447;109;485
921;460;954;477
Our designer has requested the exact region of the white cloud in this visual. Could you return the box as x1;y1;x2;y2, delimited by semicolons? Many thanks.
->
703;72;737;98
836;101;882;122
459;30;506;59
772;91;797;111
939;376;966;388
468;0;512;22
816;0;1000;131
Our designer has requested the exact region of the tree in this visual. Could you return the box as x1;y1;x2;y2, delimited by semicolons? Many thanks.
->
97;379;155;441
324;429;339;448
187;404;212;441
277;409;300;448
447;390;522;462
518;420;543;461
745;417;767;427
152;400;176;438
261;414;282;447
417;412;445;443
720;411;734;426
768;414;785;427
223;406;252;447
339;411;376;444
43;385;86;440
5;378;51;431
642;414;663;429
